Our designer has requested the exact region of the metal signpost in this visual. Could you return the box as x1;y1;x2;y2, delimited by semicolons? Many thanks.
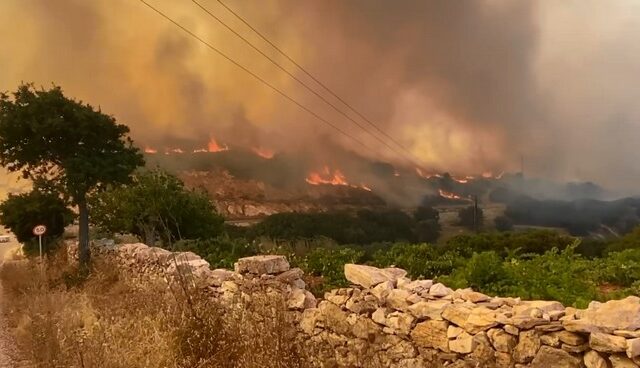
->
33;224;47;260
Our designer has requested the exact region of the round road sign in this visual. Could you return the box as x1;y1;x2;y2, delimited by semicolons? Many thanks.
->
33;225;47;236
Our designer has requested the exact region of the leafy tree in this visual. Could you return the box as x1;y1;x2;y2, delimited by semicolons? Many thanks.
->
89;170;224;248
0;84;143;266
458;205;483;229
606;225;640;253
0;189;73;254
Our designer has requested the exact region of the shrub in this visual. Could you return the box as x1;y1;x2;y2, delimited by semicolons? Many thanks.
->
173;237;257;269
372;243;461;279
298;247;365;293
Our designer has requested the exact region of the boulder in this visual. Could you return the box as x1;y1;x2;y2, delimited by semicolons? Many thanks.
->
584;350;609;368
408;300;450;320
288;289;317;310
429;283;454;297
386;289;412;311
371;281;394;302
442;303;473;327
488;328;517;353
590;332;628;353
627;338;640;359
400;279;433;293
609;354;640;368
344;264;403;288
514;330;541;364
530;346;582;368
463;306;498;334
385;311;415;335
411;320;450;352
555;330;587;346
573;296;640;333
449;332;475;354
234;255;290;275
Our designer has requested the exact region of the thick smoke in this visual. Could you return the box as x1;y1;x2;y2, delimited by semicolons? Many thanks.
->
0;0;639;193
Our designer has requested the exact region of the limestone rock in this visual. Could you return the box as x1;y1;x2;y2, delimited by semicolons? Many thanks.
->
442;303;472;327
234;255;289;275
371;281;394;303
488;328;517;353
411;320;450;352
590;332;628;353
400;279;433;294
464;306;498;334
386;289;412;311
449;332;476;354
627;338;640;359
556;330;587;345
318;301;351;336
344;264;402;288
372;307;389;325
514;330;541;364
609;354;640;368
288;289;317;310
429;283;454;297
300;308;320;335
385;311;415;335
584;350;609;368
447;325;464;339
456;288;490;303
408;300;450;320
351;315;381;339
573;296;640;333
530;346;582;368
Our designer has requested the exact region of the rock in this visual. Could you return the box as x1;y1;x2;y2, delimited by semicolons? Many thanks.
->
372;307;389;325
326;291;350;306
464;306;498;334
530;346;582;368
288;289;316;310
575;296;640;333
540;333;561;347
447;325;464;339
561;343;589;353
590;332;628;353
628;338;640;359
456;288;490;303
488;328;517;353
400;279;433;293
385;311;415;335
411;320;450;352
386;289;412;311
616;330;640;339
514;301;564;316
317;301;351;336
610;354;640;368
555;330;587;345
504;324;519;335
429;283;453;297
234;255;290;275
344;264;403;288
584;350;609;368
384;267;408;280
300;308;320;335
275;267;304;283
351;315;381;339
442;303;472;327
514;330;541;364
449;332;476;354
371;280;394;303
408;300;450;320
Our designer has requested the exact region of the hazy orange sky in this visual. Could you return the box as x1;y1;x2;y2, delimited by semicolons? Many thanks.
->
1;0;639;192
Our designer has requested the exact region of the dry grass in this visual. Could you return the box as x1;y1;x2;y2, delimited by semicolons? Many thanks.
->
0;249;319;368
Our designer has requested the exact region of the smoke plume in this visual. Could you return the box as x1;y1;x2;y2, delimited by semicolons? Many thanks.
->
1;0;639;193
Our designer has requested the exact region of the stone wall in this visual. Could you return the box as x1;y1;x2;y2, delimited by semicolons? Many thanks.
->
100;243;640;368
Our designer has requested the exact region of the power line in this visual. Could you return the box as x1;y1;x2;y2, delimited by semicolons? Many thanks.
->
138;0;373;153
213;0;428;167
191;0;415;165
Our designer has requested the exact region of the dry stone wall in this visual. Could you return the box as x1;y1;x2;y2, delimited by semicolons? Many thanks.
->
99;242;640;368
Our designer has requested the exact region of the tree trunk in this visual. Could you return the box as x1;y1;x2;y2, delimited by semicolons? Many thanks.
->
78;197;91;268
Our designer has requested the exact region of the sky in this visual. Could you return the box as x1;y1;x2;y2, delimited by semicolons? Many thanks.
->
1;0;639;193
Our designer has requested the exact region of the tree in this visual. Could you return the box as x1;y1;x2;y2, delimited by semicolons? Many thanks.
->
494;215;514;232
0;84;144;266
89;170;224;248
0;189;73;254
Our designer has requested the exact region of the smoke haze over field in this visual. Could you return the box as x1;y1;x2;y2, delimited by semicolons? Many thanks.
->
1;0;639;192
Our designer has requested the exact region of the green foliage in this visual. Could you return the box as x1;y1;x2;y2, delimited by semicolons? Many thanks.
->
298;247;365;292
372;243;461;279
0;84;144;264
252;210;420;244
593;249;640;287
0;189;73;254
441;252;510;294
173;237;257;269
89;170;224;248
606;226;640;253
444;230;575;257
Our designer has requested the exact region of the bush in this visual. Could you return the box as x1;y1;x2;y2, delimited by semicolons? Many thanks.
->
299;247;365;292
372;243;461;279
441;252;510;294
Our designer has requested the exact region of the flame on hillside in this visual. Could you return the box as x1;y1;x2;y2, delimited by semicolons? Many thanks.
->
415;167;442;179
438;189;471;201
144;146;157;154
252;147;275;159
207;136;229;153
166;148;184;154
306;166;372;191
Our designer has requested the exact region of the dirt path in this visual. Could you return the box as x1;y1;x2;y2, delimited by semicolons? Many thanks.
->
0;234;21;368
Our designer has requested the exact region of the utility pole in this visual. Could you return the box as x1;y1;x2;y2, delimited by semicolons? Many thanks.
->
473;195;479;233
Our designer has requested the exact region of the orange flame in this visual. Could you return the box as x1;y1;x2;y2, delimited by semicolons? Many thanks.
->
207;136;229;153
306;166;372;192
252;147;275;159
438;189;471;201
144;146;157;154
165;148;184;154
415;167;441;179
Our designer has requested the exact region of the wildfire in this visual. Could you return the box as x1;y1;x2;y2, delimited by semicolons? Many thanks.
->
438;189;471;201
452;177;469;184
415;167;441;179
252;147;275;159
207;136;229;153
167;148;184;154
144;146;157;154
306;166;349;186
306;166;372;192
